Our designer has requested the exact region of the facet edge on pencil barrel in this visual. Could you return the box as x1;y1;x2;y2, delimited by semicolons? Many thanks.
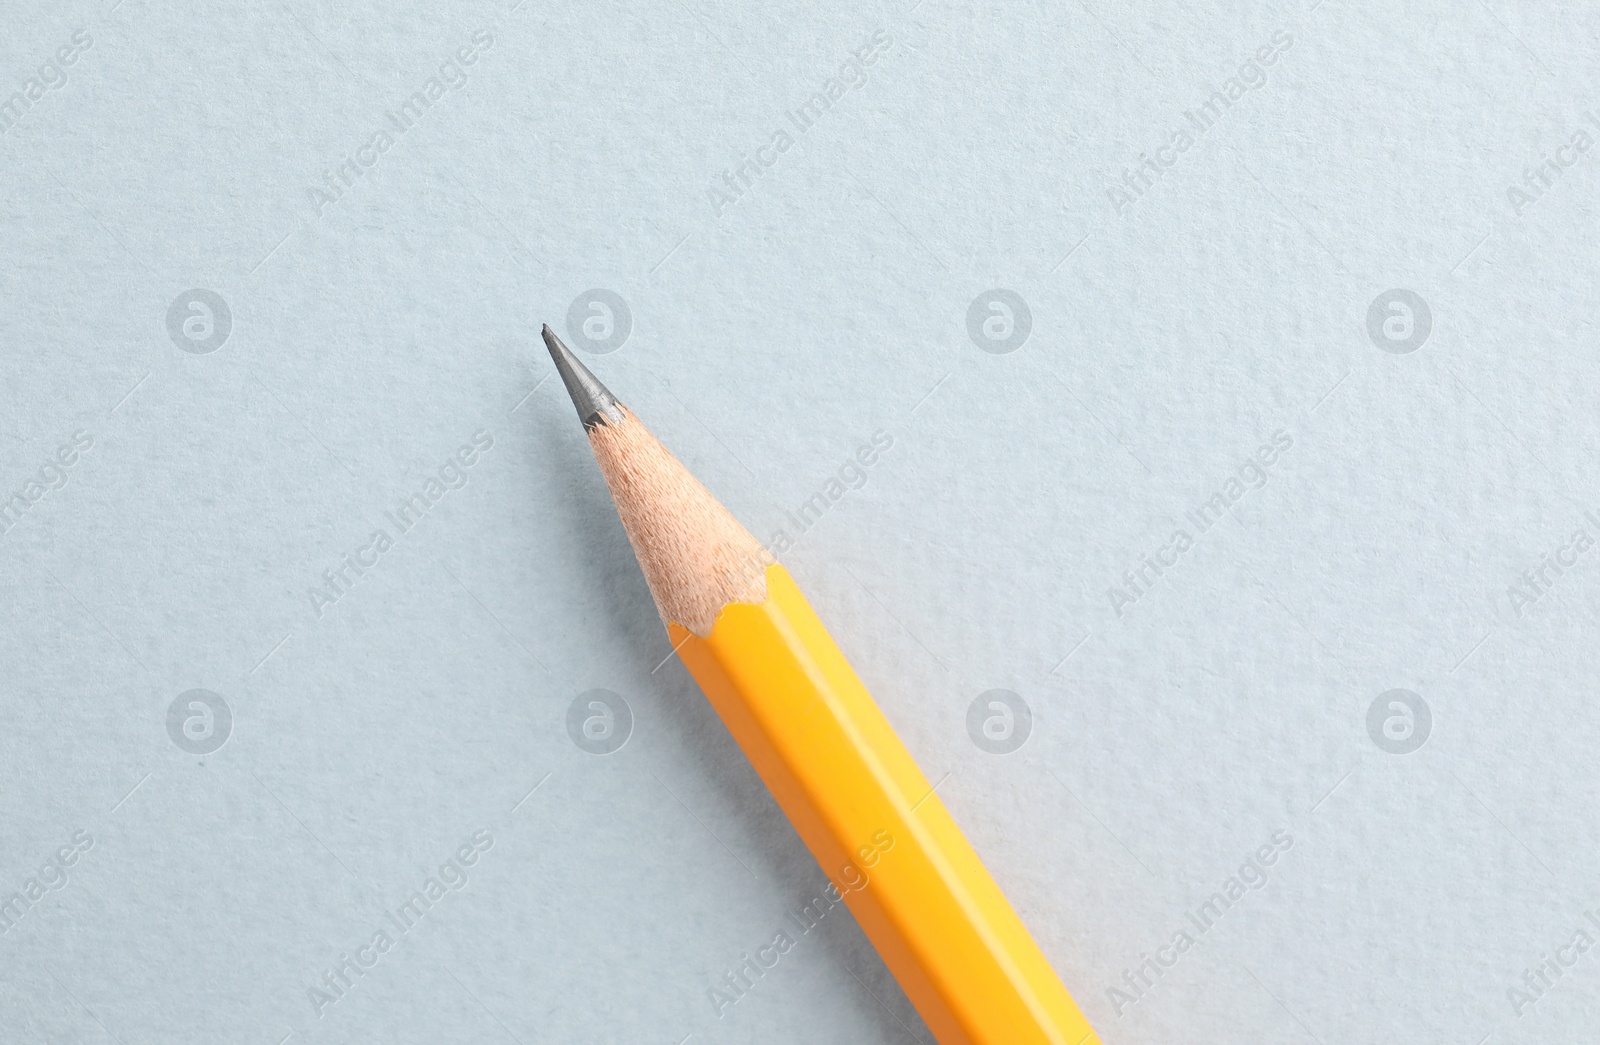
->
542;323;624;429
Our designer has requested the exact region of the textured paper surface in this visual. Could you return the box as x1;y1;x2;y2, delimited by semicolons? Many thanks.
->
2;1;1597;1042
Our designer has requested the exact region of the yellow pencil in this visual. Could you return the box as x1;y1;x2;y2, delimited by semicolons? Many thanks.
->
542;326;1100;1045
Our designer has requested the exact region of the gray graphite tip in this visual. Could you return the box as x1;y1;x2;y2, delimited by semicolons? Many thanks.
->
542;324;624;430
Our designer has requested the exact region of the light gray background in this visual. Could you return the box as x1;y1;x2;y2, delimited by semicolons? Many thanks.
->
2;0;1596;1042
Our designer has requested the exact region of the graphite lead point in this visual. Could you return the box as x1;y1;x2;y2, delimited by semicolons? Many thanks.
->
541;323;624;430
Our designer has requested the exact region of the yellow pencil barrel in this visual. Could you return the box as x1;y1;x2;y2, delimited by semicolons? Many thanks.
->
671;565;1100;1045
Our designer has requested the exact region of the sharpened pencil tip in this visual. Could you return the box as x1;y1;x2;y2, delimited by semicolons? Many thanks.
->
542;323;624;430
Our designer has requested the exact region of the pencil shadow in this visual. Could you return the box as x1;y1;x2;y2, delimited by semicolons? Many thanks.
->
530;386;929;1042
526;403;656;628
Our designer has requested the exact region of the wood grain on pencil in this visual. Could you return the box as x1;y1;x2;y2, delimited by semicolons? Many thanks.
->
587;405;773;636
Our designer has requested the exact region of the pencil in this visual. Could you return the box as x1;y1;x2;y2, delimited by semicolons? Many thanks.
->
542;325;1100;1045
